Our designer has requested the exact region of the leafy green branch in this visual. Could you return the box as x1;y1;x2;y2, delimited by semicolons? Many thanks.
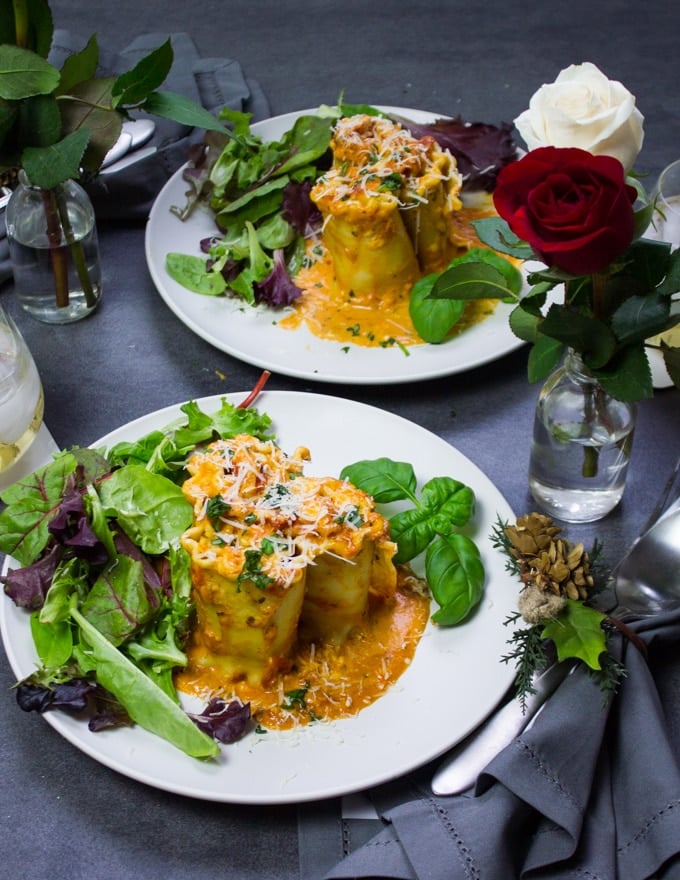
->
0;0;230;187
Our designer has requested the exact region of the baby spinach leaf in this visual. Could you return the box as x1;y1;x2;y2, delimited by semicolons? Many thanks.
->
40;557;89;624
165;253;227;296
98;466;193;554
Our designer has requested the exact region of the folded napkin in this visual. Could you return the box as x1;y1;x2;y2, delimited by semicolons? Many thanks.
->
312;607;680;880
0;31;270;284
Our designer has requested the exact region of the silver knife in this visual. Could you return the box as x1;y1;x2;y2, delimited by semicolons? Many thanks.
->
430;659;575;796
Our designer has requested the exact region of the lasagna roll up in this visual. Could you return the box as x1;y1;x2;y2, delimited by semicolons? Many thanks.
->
310;114;464;299
180;435;397;685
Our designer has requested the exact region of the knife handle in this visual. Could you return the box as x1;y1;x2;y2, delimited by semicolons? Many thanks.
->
430;660;574;796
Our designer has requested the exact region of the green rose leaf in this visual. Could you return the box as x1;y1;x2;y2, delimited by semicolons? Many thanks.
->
594;342;654;401
662;342;680;388
0;45;59;100
111;39;174;106
16;92;61;147
540;304;617;369
143;90;229;134
471;216;535;259
611;292;672;344
527;334;564;383
21;127;90;187
57;34;99;94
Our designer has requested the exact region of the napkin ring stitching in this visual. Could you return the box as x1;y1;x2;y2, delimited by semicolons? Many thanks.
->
516;741;580;809
430;801;480;878
617;799;680;854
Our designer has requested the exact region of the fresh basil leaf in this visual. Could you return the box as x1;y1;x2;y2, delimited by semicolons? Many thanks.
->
409;273;465;343
339;458;418;504
427;533;485;625
418;477;475;528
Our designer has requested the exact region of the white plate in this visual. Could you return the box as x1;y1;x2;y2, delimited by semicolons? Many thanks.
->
1;391;518;803
145;107;526;385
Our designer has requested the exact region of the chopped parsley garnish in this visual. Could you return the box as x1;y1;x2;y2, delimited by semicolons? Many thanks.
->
263;483;291;505
238;549;273;590
281;682;310;711
378;172;403;192
206;495;230;523
260;537;276;554
335;505;365;527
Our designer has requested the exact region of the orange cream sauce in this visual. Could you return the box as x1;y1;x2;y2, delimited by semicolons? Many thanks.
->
175;570;431;730
278;204;499;348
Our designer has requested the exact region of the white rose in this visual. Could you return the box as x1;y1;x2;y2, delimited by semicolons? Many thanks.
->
514;62;644;170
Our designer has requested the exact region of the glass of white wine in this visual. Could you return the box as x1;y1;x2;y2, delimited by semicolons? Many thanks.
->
0;304;44;475
651;159;680;247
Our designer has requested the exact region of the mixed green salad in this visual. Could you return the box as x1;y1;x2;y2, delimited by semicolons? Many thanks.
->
0;393;486;758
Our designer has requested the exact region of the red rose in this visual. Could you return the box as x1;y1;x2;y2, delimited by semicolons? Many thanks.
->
493;146;637;275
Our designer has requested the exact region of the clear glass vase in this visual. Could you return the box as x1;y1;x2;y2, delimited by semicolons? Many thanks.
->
528;349;636;523
5;171;102;324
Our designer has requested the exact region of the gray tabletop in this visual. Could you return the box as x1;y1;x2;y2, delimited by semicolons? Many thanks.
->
1;2;679;878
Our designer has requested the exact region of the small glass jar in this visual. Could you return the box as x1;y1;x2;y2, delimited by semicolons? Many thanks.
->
528;349;636;523
5;171;102;323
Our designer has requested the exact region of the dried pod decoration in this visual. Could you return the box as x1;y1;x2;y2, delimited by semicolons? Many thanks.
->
503;513;595;624
492;514;624;704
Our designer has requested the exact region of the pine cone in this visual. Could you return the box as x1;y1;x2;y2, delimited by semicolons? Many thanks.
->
504;513;562;559
505;513;595;622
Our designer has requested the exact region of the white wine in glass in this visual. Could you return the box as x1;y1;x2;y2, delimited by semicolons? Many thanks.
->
0;306;44;474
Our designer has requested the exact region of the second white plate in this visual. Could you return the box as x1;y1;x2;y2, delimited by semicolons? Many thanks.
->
145;107;526;385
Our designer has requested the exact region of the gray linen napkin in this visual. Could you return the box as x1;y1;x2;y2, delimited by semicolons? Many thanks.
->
318;607;680;880
0;31;270;282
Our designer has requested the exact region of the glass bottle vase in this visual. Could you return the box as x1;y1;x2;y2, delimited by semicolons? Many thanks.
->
528;349;636;523
5;171;102;324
